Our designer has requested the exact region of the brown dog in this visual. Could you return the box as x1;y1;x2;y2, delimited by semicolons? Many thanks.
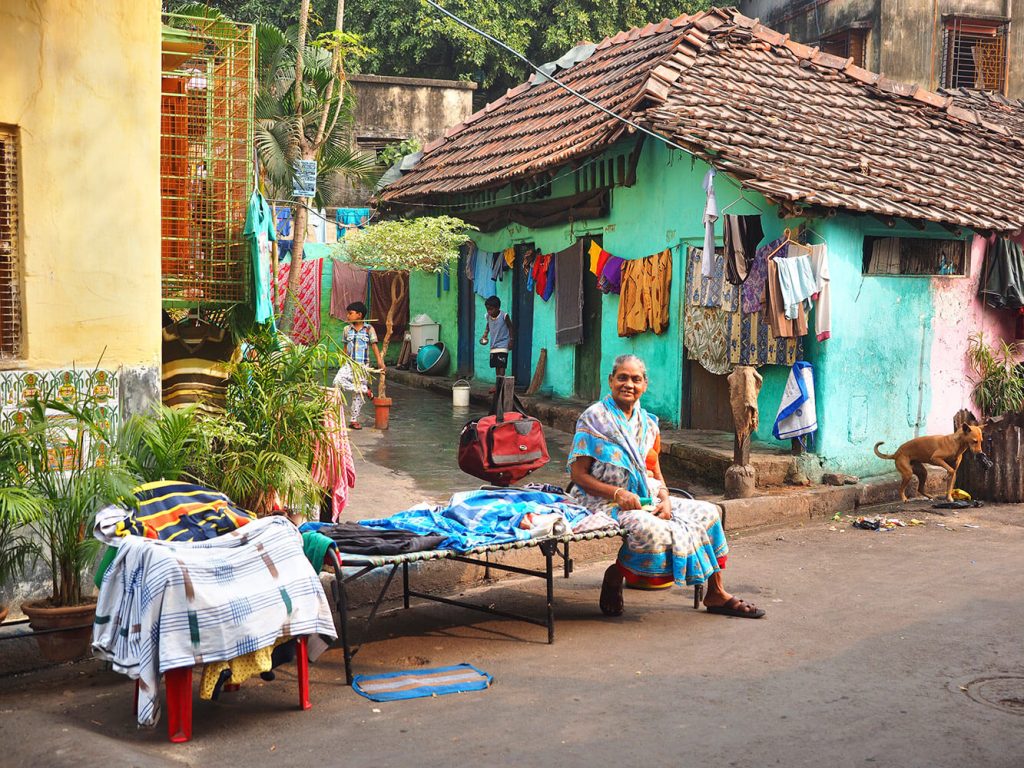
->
873;423;985;502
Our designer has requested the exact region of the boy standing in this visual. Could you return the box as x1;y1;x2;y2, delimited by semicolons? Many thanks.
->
334;301;385;429
480;295;514;381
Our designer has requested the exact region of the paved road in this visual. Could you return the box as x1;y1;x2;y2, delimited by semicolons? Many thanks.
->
2;502;1022;767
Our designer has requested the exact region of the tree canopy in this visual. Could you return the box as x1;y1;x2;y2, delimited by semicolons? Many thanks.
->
197;0;716;101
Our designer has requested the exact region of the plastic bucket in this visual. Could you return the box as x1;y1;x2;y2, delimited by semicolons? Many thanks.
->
452;379;470;408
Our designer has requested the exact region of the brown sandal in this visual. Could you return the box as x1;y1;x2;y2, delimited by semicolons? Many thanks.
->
599;564;624;616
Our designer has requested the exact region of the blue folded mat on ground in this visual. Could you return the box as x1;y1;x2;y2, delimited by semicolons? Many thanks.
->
352;663;492;702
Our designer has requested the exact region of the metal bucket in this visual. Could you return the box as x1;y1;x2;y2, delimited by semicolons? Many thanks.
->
452;379;471;408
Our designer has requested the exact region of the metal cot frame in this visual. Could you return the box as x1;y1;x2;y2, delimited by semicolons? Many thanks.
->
328;527;705;685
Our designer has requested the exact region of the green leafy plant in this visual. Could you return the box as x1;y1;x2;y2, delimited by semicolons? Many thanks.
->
0;430;44;609
967;333;1024;418
192;329;342;516
336;215;475;273
21;400;136;608
113;404;206;484
378;137;422;170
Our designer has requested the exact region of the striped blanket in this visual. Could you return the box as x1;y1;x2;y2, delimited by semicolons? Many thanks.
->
92;516;337;726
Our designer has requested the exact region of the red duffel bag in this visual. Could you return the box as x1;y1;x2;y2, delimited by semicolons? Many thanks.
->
458;380;549;486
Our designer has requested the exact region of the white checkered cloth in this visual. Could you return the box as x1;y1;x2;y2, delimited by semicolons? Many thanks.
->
92;516;337;726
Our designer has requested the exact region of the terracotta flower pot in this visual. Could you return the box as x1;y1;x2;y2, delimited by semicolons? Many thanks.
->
373;397;393;430
20;599;96;663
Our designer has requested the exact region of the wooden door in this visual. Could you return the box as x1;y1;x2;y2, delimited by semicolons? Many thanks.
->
686;361;734;431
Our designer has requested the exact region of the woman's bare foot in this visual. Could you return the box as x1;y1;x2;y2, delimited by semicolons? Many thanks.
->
599;564;624;616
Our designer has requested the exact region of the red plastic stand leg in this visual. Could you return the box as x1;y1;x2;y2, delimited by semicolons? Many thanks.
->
296;636;311;711
165;667;193;743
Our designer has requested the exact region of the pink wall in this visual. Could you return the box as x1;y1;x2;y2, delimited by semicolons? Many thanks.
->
927;235;1019;433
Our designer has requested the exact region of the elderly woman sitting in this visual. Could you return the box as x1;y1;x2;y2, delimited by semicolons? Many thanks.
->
568;354;764;619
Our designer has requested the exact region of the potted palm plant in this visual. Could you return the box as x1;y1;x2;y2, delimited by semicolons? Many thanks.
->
18;398;136;661
194;330;332;517
0;429;44;625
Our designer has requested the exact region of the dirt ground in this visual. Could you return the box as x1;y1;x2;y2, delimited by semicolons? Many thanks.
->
1;502;1021;768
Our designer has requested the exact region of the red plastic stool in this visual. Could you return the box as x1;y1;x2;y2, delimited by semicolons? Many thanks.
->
135;636;311;742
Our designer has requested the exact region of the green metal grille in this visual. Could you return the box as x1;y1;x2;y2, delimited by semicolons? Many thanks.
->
161;13;255;307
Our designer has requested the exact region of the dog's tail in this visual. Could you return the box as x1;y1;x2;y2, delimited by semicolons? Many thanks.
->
873;441;897;460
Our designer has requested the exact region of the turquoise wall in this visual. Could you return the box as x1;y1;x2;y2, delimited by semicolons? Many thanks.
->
408;269;458;376
803;215;963;476
409;138;798;435
405;140;972;473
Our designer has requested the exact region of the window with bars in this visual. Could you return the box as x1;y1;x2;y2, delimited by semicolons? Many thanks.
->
0;128;23;359
941;17;1009;93
161;14;255;308
862;237;969;276
819;28;868;68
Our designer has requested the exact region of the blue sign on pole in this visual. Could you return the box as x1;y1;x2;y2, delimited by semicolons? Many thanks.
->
293;159;317;197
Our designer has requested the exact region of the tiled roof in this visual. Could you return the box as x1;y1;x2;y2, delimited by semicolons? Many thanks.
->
383;8;1024;233
942;88;1024;138
380;16;693;200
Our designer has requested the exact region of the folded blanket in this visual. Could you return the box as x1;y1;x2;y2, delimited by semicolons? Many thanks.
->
92;516;337;727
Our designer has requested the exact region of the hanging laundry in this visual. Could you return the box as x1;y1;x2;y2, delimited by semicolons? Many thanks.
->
773;361;817;442
588;240;611;277
685;246;799;370
555;241;584;346
684;304;731;375
702;168;718;278
472;245;498;298
618;249;672;337
741;236;781;314
723;214;764;285
776;244;817;320
503;247;516;269
312;390;357;521
532;253;556;301
330;260;369;320
687;247;736;309
162;322;240;415
807;243;831;341
765;257;808;338
244;189;277;326
336;207;371;239
489;252;505;283
598;255;625;294
273;257;323;346
979;237;1024;310
524;249;538;291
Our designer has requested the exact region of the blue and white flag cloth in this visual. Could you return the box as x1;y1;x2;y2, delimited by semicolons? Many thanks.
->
773;361;817;441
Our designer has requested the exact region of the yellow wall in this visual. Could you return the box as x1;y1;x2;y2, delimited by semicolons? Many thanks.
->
0;1;161;371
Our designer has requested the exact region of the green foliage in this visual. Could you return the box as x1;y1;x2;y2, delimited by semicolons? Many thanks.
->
336;215;475;273
191;328;341;515
0;430;44;603
378;137;422;170
114;405;205;484
968;333;1024;418
253;16;381;206
201;0;716;100
21;400;137;607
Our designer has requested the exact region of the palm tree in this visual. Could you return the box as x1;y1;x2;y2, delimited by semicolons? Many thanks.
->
252;3;381;333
